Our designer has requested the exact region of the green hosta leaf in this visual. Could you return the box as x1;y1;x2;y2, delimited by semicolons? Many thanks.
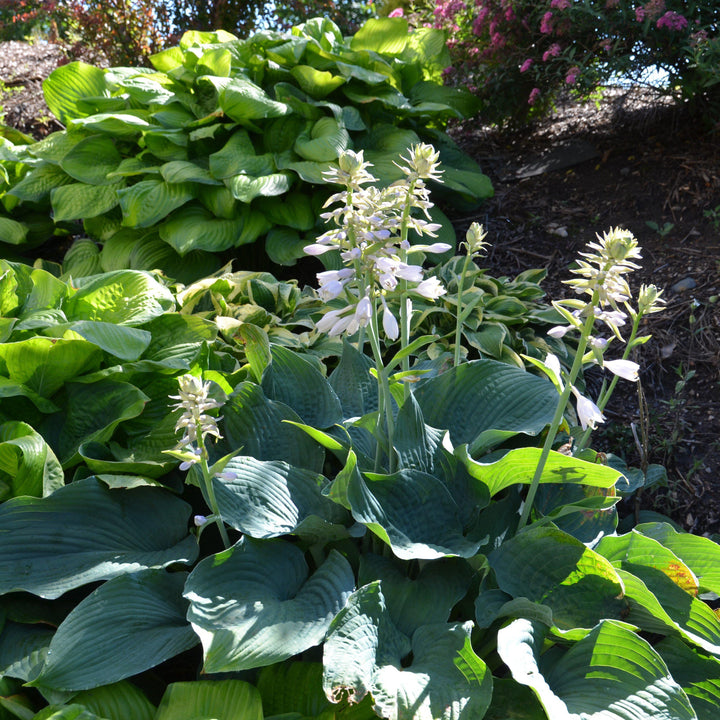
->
264;227;309;266
32;570;197;691
63;238;103;278
350;17;409;54
489;525;628;632
324;583;491;720
498;618;696;720
0;337;102;397
59;135;122;185
118;179;194;228
291;66;345;98
294;117;349;162
213;455;348;540
59;321;152;361
51;183;121;222
457;446;621;497
141;312;216;366
185;538;355;672
441;167;494;201
413;360;558;453
226;172;292;203
30;705;105;720
159;204;246;255
657;635;720;720
482;678;547;720
69;111;151;136
160;160;221;185
0;218;28;246
220;77;291;123
636;521;720;595
359;554;472;638
43;62;108;125
8;164;73;202
155;680;262;720
261;345;342;427
70;681;156;720
256;192;315;230
0;477;197;599
64;269;174;326
40;378;148;465
333;457;484;560
220;382;325;472
0;620;53;682
208;130;275;179
0;421;63;500
78;443;172;481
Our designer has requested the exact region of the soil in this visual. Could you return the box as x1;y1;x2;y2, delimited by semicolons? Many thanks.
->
2;41;719;534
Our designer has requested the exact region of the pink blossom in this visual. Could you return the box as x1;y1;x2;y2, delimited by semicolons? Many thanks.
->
642;0;665;20
504;7;515;21
540;11;554;34
656;10;688;31
520;58;533;73
550;0;570;9
542;42;561;61
528;87;541;105
565;66;579;84
635;7;645;21
490;32;506;49
388;7;404;17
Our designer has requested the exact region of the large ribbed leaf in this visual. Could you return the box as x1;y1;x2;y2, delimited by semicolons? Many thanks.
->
159;204;247;255
329;339;377;418
214;455;348;540
43;62;108;124
0;478;197;598
226;172;292;203
291;65;345;98
261;345;342;427
498;618;695;720
488;525;627;632
32;570;197;691
185;538;355;672
0;621;53;682
220;77;291;123
70;681;156;720
208;130;274;179
117;179;194;228
294;117;350;162
8;163;74;202
59;135;122;185
155;680;262;720
413;360;558;452
323;583;491;720
350;17;409;54
0;218;28;246
0;421;63;500
59;321;152;361
64;270;174;326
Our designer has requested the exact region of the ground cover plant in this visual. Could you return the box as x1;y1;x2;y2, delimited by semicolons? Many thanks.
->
2;135;720;720
0;16;490;283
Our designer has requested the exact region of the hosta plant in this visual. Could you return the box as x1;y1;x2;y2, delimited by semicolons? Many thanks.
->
0;16;491;282
2;148;719;720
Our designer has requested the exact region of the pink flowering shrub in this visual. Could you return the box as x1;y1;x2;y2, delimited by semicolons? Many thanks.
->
409;0;719;123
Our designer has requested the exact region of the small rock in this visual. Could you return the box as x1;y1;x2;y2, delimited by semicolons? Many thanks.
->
620;167;631;177
670;277;697;293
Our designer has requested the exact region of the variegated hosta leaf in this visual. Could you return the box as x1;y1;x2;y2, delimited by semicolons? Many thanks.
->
184;538;355;673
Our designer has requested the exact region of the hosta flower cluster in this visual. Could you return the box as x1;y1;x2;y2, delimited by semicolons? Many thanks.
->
306;145;451;340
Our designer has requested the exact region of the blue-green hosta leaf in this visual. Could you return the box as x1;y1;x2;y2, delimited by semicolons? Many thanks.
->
350;17;409;54
63;269;174;326
392;393;445;474
294;118;349;162
220;77;291;123
43;62;108;125
489;525;628;633
329;340;377;419
185;538;355;673
117;179;194;228
333;457;484;560
155;680;262;720
323;583;491;720
59;135;122;185
0;621;53;682
0;421;63;500
70;681;156;720
636;521;720;595
413;360;558;453
482;678;547;720
32;570;197;691
291;65;345;98
0;477;197;598
359;554;473;638
220;382;325;472
40;378;148;465
457;446;621;497
500;619;696;720
0;218;28;246
657;635;720;720
226;171;292;203
51;182;121;222
213;455;348;540
0;337;102;397
262;345;342;427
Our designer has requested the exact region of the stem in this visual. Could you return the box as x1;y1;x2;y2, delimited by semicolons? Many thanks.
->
199;445;231;550
398;180;416;402
454;252;474;367
517;300;597;530
368;303;395;473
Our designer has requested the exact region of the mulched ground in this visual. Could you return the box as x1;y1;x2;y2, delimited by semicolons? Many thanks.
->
2;40;719;534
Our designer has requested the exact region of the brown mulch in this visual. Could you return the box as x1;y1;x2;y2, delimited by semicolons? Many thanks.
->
2;40;720;534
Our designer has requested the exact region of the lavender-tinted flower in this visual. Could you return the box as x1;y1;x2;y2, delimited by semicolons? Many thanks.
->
170;374;222;452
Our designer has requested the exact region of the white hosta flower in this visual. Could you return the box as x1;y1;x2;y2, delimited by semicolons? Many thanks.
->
544;353;564;390
170;374;222;450
316;308;354;336
415;277;447;299
193;514;208;527
381;298;399;340
572;387;605;430
548;325;571;339
603;359;639;382
317;268;354;301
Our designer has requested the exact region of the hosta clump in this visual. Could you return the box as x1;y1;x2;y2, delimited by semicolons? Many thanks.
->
0;16;492;281
2;155;720;719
